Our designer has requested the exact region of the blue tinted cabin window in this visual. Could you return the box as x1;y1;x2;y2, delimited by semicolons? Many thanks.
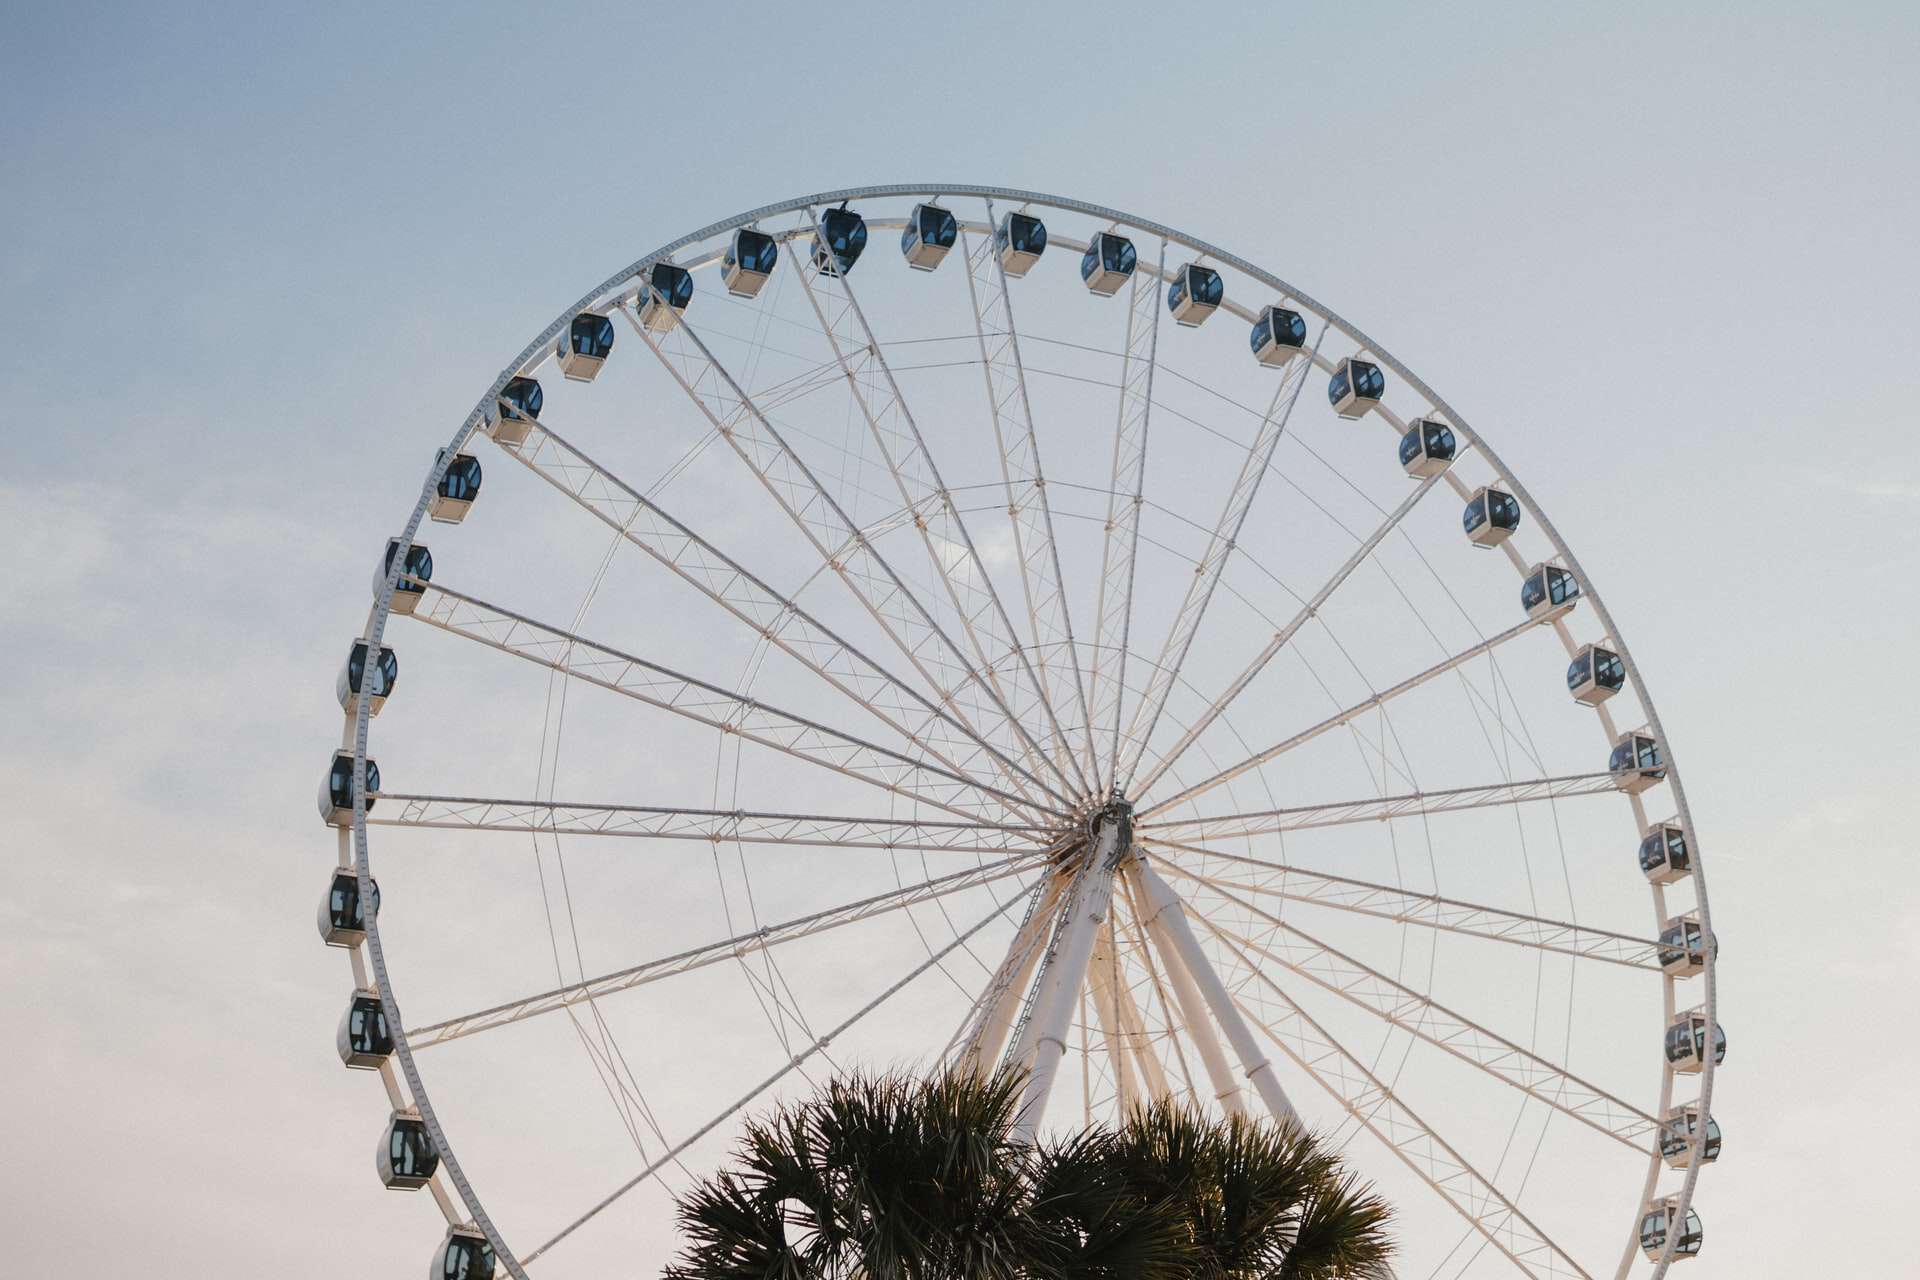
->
1167;278;1185;309
1521;572;1546;611
1639;833;1666;872
1488;491;1521;529
650;264;692;307
501;377;542;420
1597;651;1624;686
349;999;390;1053
1463;495;1488;533
384;542;432;590
1080;244;1099;280
729;229;777;273
1106;235;1135;273
1664;1024;1693;1061
439;1235;495;1280
1250;313;1272;353
1403;430;1425;467
1609;741;1635;772
329;756;381;805
1549;567;1575;604
1328;368;1352;406
1192;267;1222;304
928;208;956;246
1566;653;1593;690
389;1121;438;1179
818;209;868;273
1426;423;1455;458
439;456;482;502
570;314;615;357
1001;213;1045;254
1342;360;1384;398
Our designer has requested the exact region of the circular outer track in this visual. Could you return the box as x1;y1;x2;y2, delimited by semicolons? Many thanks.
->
336;184;1718;1279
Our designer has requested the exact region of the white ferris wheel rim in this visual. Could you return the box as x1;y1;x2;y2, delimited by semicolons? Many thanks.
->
337;183;1718;1279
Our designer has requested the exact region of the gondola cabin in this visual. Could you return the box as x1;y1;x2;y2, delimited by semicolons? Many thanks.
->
376;538;432;614
486;376;542;446
722;227;779;297
336;641;398;717
1639;821;1691;884
638;262;693;332
434;1225;496;1280
319;868;381;946
1400;418;1457;478
1567;643;1625;706
1639;1198;1703;1262
900;202;958;271
430;451;483;524
1167;263;1223;327
1659;1104;1721;1169
1080;231;1137;295
1519;561;1577;621
1664;1009;1726;1073
379;1111;440;1190
811;206;868;277
1250;304;1307;365
1462;486;1521;547
319;751;380;827
337;988;393;1068
1328;356;1385;418
1658;914;1713;977
1609;729;1666;794
996;211;1047;277
556;312;615;381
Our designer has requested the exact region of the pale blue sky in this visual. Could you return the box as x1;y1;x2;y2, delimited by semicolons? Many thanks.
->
3;2;1916;1274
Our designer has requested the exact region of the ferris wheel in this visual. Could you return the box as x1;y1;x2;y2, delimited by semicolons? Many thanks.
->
319;185;1721;1279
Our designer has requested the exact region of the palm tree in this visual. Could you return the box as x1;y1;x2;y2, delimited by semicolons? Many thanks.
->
663;1071;1393;1280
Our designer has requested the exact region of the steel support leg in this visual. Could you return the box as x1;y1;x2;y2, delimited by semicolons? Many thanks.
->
1132;862;1301;1128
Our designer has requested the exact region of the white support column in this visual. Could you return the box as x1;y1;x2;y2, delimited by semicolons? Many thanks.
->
1011;811;1129;1141
1131;862;1246;1116
958;876;1067;1075
1086;921;1137;1116
1132;862;1301;1129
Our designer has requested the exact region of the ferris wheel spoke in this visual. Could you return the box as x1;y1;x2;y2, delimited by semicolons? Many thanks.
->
1141;613;1549;816
785;206;1087;799
1131;471;1448;802
1203;928;1594;1280
962;196;1097;779
1113;862;1200;1104
1144;845;1662;969
624;303;1077;812
367;792;1051;854
951;871;1071;1072
1087;235;1168;791
408;853;1050;1051
493;420;1064;823
519;882;1034;1265
1142;769;1624;842
404;580;1047;822
1115;318;1330;793
1191;889;1659;1151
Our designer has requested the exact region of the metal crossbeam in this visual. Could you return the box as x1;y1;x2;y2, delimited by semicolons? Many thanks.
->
405;580;1030;823
1146;847;1662;969
1143;770;1624;842
1131;473;1446;803
1088;236;1167;790
1209;929;1593;1280
1116;318;1329;791
494;419;1064;822
1142;614;1553;817
787;205;1087;798
962;195;1097;780
625;304;1078;812
370;792;1053;854
409;854;1045;1049
1195;885;1659;1149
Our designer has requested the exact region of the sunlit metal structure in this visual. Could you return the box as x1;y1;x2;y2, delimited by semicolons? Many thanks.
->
324;186;1718;1278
